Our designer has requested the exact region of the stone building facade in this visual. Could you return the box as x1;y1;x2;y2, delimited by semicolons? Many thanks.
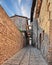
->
31;0;52;65
10;15;28;31
32;19;38;46
37;1;52;65
0;6;25;65
10;15;29;45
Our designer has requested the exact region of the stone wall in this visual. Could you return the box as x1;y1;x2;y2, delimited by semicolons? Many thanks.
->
38;0;49;60
48;20;52;65
0;6;24;65
10;15;27;31
48;0;52;65
33;19;38;47
36;0;52;65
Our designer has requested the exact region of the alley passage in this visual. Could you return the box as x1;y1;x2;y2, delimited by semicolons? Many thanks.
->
2;46;47;65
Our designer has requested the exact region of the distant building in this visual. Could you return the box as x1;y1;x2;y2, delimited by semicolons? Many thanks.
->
10;15;31;45
10;15;28;31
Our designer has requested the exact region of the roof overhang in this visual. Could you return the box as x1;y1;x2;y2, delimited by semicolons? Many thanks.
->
30;0;42;22
30;0;36;22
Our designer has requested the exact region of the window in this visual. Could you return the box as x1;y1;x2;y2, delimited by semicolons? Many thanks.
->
43;30;44;40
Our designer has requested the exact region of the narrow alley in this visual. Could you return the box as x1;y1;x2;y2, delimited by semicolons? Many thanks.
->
2;46;47;65
0;0;52;65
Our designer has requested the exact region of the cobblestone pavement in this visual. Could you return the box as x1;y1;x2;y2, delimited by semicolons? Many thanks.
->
2;46;48;65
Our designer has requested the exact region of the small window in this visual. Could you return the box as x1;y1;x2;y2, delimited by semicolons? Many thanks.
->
43;30;44;40
39;33;41;50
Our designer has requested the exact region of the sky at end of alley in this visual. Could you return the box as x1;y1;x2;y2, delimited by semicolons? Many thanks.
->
0;0;32;18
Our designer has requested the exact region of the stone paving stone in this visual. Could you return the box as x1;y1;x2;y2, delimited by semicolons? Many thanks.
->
2;46;48;65
20;48;30;65
3;63;18;65
2;47;27;65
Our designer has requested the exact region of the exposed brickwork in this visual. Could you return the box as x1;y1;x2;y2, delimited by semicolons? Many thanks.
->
0;6;24;65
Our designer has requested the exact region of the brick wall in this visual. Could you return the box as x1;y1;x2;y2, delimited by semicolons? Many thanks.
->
0;6;24;65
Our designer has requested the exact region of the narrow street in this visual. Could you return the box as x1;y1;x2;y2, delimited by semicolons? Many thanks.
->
2;46;47;65
0;0;52;65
